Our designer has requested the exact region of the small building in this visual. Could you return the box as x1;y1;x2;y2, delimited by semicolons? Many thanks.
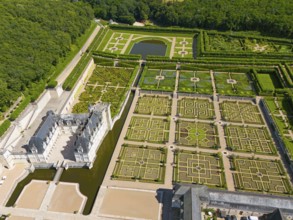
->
259;209;285;220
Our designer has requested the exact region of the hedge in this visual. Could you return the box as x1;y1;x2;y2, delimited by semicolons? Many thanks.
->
116;61;139;68
279;64;293;87
147;63;176;70
0;120;11;137
110;24;199;34
9;96;31;121
62;55;91;91
46;80;58;89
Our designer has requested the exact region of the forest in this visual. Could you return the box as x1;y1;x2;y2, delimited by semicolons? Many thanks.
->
0;0;93;113
86;0;293;38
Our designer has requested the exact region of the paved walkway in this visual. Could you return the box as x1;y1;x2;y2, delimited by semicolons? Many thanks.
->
57;26;101;85
210;70;235;191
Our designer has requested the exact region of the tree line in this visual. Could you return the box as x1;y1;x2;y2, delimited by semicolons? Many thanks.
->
0;0;93;113
86;0;293;38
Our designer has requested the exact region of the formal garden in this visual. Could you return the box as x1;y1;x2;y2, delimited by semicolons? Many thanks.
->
214;72;254;96
125;116;170;143
220;100;263;124
264;97;293;158
175;120;219;149
139;68;176;91
173;150;226;188
230;157;293;194
134;95;172;116
205;33;292;54
177;97;215;120
224;125;276;154
97;28;195;58
112;144;167;183
178;71;213;94
72;66;137;117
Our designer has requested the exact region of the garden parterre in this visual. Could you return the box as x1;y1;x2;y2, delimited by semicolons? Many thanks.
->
134;95;172;116
173;150;226;188
178;71;213;94
72;66;135;117
126;116;170;143
214;72;254;97
220;100;263;124
112;144;167;183
231;157;292;194
224;125;276;154
177;97;215;120
176;120;219;149
139;68;176;91
98;29;194;58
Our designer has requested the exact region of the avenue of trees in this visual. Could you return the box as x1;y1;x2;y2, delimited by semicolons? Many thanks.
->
0;0;93;113
86;0;293;38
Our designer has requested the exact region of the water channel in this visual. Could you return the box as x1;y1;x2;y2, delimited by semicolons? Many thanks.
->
6;92;135;215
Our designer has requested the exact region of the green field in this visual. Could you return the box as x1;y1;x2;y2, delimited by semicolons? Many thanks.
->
256;72;283;91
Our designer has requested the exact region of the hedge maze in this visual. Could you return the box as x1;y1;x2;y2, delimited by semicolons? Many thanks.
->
139;68;176;91
178;71;213;94
225;125;276;154
220;101;263;124
174;150;226;188
126;117;170;143
231;158;292;194
176;121;219;149
134;95;172;116
112;145;167;183
214;72;254;97
177;98;215;120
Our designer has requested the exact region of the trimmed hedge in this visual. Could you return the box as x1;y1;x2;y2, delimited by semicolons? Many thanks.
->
46;80;58;88
116;61;139;68
110;24;199;34
9;96;31;121
0;120;11;137
62;55;91;91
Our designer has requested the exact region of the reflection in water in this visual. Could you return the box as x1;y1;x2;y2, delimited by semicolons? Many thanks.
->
130;40;167;59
